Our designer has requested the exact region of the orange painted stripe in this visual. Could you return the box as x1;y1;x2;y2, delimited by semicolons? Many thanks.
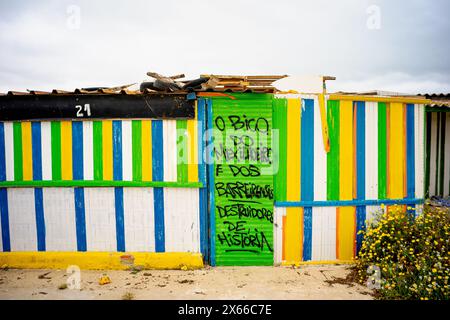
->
282;215;286;261
336;207;340;259
386;104;390;197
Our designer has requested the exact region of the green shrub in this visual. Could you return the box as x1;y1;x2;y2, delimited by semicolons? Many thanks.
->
356;204;450;300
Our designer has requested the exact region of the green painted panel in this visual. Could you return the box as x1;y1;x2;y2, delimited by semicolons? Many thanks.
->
132;120;142;181
327;100;340;200
212;94;274;266
439;113;446;196
273;98;287;201
378;102;387;199
425;112;432;197
176;120;188;182
51;121;62;181
93;121;103;180
13;122;23;181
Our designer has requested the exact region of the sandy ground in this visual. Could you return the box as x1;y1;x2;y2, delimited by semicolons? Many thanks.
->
0;265;374;300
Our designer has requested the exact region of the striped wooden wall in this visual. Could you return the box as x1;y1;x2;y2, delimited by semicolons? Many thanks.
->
0;100;208;254
0;187;200;253
273;94;425;264
0;117;200;185
426;111;450;198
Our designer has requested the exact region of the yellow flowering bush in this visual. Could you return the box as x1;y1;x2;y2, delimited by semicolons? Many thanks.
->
356;204;449;300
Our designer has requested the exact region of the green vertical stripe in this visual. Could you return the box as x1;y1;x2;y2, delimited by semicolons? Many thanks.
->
327;100;340;200
435;114;440;195
439;113;446;196
93;121;103;180
132;120;142;181
377;102;387;199
176;120;188;182
13;122;23;181
50;121;61;180
424;112;432;198
273;98;287;201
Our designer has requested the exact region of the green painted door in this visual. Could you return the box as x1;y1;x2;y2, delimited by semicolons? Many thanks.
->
211;94;274;266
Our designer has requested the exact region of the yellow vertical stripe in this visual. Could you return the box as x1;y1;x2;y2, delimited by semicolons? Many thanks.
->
337;100;355;260
142;120;152;181
286;98;301;200
388;102;405;198
187;101;198;182
60;121;73;180
285;98;302;263
21;122;33;181
102;120;113;181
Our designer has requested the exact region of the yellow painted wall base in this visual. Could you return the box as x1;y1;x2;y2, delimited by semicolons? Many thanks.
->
0;252;204;270
281;260;355;267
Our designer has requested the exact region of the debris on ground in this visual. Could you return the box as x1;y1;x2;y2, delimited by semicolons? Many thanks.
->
178;279;194;284
38;272;51;279
324;267;358;288
122;292;135;300
99;275;112;285
58;283;68;290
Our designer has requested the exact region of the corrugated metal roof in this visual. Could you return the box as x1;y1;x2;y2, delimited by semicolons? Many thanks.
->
417;93;450;108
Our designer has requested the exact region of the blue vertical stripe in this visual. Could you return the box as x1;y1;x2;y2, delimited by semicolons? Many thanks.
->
152;120;165;252
114;187;125;252
152;120;164;181
0;122;6;181
72;122;84;180
197;99;208;260
113;121;122;181
301;99;314;261
34;188;45;251
0;123;9;252
0;189;10;251
153;188;165;252
207;98;216;266
406;104;415;198
406;104;416;218
112;121;125;251
301;99;314;201
32;122;42;180
74;188;87;251
355;101;366;253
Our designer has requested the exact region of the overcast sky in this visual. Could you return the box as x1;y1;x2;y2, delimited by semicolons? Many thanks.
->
0;0;449;94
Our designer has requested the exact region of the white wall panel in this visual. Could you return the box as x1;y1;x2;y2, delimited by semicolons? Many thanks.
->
273;206;285;265
4;122;14;181
122;120;133;181
313;96;327;201
41;122;52;181
163;188;200;252
163;120;177;182
415;105;425;198
8;188;37;251
43;188;77;251
84;188;116;251
365;102;378;200
82;121;93;180
311;207;336;261
123;187;155;252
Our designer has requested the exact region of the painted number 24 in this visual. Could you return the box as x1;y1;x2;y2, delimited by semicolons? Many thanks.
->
75;104;92;117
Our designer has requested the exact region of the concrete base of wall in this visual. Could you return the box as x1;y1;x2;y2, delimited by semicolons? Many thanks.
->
0;252;204;270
